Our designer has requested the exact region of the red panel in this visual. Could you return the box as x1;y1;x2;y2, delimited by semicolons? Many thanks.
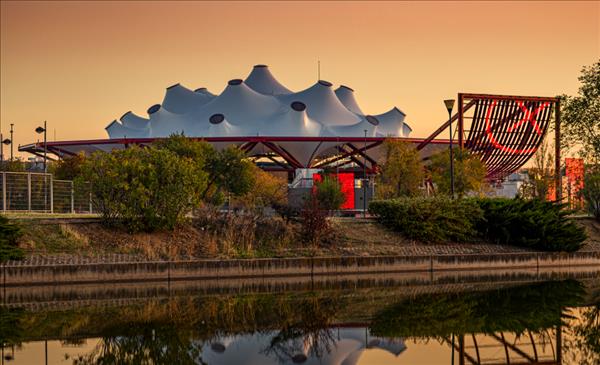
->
566;158;585;209
312;172;355;210
337;173;355;210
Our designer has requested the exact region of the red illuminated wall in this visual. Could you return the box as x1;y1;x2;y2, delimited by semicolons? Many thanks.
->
565;158;584;209
312;172;355;209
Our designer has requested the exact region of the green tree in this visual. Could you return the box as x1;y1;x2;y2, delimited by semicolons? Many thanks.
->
581;168;600;221
520;140;555;200
377;139;424;198
202;146;256;202
80;144;208;232
155;135;255;204
428;148;487;197
314;175;345;213
561;60;600;162
49;153;85;180
0;158;25;172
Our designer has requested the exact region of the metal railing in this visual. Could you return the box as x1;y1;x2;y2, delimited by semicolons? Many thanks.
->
0;172;92;214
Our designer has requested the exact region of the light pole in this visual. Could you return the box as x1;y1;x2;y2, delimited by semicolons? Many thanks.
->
444;99;455;199
9;124;14;161
363;129;367;218
35;121;47;173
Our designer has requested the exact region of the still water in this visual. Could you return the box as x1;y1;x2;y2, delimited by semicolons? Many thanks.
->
1;275;599;364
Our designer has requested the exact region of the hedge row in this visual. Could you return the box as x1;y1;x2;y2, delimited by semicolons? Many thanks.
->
368;197;483;243
369;197;586;252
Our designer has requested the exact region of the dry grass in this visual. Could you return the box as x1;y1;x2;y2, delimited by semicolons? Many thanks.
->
15;215;600;260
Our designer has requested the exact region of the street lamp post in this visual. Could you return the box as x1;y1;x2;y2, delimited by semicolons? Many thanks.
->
363;129;367;218
9;124;14;161
35;121;47;173
444;99;455;199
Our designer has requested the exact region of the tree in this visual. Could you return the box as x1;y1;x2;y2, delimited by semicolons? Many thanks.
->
580;168;600;221
520;140;555;200
561;60;600;162
428;148;487;197
235;166;287;209
314;175;345;213
49;153;85;180
155;135;255;205
202;146;256;202
79;145;208;232
0;159;25;172
377;139;424;198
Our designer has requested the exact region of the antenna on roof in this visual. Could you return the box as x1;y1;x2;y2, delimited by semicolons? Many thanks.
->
317;60;320;80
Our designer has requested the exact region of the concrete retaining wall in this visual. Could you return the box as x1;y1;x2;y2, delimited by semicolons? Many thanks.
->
2;251;600;286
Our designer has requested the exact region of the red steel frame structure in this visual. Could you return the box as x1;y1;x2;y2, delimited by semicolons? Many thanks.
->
417;93;561;199
19;93;561;195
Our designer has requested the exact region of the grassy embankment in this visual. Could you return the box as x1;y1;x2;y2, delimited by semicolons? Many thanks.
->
7;214;600;261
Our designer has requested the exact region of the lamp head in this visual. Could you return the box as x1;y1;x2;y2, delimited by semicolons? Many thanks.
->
444;99;455;113
2;139;11;145
35;126;46;134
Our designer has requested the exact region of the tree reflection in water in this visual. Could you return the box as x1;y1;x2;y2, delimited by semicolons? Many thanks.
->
261;295;340;363
2;279;600;364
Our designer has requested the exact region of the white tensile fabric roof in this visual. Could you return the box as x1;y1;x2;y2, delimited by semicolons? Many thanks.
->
105;65;411;166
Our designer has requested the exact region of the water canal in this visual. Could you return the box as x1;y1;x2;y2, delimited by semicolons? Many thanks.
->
1;271;599;364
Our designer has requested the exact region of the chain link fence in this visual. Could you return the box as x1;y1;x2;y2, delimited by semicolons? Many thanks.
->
0;172;93;214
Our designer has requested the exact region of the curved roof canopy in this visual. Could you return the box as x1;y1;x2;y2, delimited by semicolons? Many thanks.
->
105;65;411;141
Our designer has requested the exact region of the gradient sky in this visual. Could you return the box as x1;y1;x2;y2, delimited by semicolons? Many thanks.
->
1;1;598;158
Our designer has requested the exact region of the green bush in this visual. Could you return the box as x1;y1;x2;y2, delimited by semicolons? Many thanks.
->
314;175;345;213
369;197;483;243
80;145;208;232
473;198;586;252
0;215;24;261
369;197;587;252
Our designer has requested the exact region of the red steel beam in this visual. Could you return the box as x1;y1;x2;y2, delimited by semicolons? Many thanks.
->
416;99;476;150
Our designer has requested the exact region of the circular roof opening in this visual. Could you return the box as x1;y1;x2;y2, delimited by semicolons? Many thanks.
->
209;113;225;124
147;104;161;115
290;101;306;112
194;87;207;92
228;79;243;86
366;115;379;126
318;80;332;87
210;343;226;353
254;64;268;68
340;85;354;92
291;354;308;364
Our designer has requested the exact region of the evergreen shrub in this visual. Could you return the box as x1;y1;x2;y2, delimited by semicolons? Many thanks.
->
368;197;483;243
0;215;24;261
473;198;586;252
369;197;586;252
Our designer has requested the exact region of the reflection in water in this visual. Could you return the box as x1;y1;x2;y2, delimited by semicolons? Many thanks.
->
1;279;599;364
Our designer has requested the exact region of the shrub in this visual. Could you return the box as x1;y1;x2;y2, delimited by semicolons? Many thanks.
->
314;175;345;213
0;215;24;261
80;145;208;232
300;193;331;248
473;198;586;252
369;197;483;243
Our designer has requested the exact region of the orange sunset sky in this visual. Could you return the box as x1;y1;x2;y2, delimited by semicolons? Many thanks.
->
1;1;598;158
